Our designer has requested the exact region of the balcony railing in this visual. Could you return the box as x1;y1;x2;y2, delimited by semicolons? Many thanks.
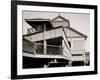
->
35;43;44;54
47;45;63;55
23;42;63;55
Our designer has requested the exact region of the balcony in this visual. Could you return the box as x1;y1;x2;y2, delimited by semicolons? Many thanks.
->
23;27;72;60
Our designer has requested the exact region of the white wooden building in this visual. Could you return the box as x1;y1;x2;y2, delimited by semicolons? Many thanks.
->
23;15;87;68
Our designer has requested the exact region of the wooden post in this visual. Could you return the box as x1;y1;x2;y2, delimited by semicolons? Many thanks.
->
43;23;47;55
69;60;72;66
62;40;64;55
83;39;85;66
44;40;47;55
44;64;48;68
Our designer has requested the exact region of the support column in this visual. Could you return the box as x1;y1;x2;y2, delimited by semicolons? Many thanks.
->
83;39;86;66
62;40;64;55
84;61;85;66
43;64;48;68
54;59;57;63
44;40;47;55
69;60;72;66
43;23;47;55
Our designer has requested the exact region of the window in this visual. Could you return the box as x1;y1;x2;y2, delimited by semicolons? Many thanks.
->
72;54;82;56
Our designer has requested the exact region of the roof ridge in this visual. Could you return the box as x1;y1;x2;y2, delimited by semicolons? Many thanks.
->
51;14;69;21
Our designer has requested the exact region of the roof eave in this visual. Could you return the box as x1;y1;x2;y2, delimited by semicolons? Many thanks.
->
65;27;87;39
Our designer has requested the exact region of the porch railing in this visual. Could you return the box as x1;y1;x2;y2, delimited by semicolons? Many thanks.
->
23;42;63;55
47;45;63;55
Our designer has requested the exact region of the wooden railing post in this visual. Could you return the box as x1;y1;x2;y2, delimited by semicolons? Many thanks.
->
69;60;72;66
44;40;47;55
62;40;64;55
44;23;47;55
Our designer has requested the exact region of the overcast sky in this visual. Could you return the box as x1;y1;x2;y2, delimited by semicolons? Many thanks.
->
23;11;90;52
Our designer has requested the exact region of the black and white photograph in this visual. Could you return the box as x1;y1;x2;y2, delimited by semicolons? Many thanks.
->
22;11;90;68
11;1;97;79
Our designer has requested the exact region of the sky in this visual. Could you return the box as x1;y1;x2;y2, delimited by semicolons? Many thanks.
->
22;11;90;52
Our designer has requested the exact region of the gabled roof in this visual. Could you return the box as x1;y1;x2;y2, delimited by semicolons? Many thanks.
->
52;15;68;21
24;16;87;39
66;27;87;39
51;15;70;27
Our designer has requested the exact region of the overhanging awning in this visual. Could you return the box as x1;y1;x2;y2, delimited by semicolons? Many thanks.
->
25;18;53;29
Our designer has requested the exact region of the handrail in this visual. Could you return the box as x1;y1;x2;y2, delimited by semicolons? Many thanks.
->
63;49;71;58
63;40;72;55
62;27;72;55
62;27;69;45
47;45;63;55
33;43;63;48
